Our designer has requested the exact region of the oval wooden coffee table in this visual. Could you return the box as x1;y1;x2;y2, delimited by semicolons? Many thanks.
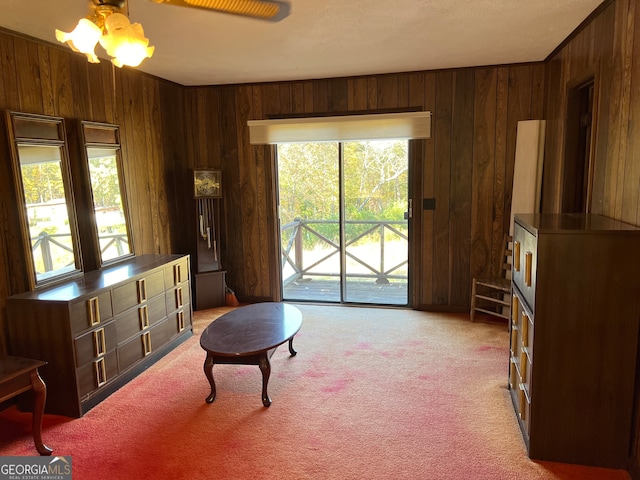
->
200;302;302;407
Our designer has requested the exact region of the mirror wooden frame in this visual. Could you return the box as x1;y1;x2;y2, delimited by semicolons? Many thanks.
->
5;111;83;289
68;120;134;271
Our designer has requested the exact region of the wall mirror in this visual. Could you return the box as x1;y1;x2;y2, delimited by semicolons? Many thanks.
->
6;112;82;288
79;121;133;267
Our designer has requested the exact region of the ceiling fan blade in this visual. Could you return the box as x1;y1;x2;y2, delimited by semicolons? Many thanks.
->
150;0;290;21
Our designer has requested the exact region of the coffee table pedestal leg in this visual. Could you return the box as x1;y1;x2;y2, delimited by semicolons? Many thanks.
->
258;355;271;407
203;353;217;404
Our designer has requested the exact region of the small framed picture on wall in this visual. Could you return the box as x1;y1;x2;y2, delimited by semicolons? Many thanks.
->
193;169;222;198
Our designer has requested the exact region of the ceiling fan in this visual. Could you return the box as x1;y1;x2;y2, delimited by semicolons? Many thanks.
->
149;0;291;22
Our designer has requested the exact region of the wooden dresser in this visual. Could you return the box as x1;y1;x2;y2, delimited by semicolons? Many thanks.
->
509;213;640;468
7;254;192;417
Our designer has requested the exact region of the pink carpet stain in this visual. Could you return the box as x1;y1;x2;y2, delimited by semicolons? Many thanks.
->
321;378;352;393
381;350;405;358
303;369;328;379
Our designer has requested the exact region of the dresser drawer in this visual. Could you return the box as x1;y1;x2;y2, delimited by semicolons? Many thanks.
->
510;357;532;439
521;308;534;364
117;318;180;372
153;315;183;346
77;350;118;399
115;294;167;344
112;269;165;315
513;222;537;310
166;283;190;313
170;307;192;336
74;320;118;367
165;259;190;288
70;291;113;335
117;333;147;373
518;385;531;436
512;289;534;356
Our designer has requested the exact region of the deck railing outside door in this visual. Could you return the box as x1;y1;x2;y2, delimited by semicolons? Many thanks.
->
280;218;408;287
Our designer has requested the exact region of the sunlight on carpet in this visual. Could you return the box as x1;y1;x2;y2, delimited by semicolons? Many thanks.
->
0;305;631;480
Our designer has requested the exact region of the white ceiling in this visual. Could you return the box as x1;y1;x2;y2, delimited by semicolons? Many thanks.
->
0;0;605;86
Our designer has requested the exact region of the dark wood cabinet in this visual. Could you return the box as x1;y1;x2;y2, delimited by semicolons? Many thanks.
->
7;254;193;417
509;213;640;468
194;270;226;310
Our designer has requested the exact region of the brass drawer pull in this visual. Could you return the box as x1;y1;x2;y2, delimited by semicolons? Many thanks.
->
139;305;149;329
509;361;518;390
142;331;152;356
174;264;182;285
175;287;183;308
137;278;147;303
93;328;106;357
87;296;101;326
522;312;529;348
94;357;107;387
518;385;527;421
514;241;521;271
177;311;185;332
525;252;533;287
512;295;519;326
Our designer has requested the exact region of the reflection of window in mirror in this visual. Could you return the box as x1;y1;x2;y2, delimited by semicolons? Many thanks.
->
6;112;82;288
87;147;131;262
80;122;133;267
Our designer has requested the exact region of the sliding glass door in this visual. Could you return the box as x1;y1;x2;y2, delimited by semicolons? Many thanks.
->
277;139;409;305
278;142;340;302
342;140;408;303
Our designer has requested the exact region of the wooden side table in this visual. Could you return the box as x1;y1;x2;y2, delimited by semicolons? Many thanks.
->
0;356;52;455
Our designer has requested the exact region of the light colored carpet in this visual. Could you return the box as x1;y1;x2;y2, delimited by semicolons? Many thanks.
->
0;305;631;480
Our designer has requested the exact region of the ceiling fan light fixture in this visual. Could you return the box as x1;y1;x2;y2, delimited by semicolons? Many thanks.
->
55;18;103;63
99;13;155;67
55;1;154;68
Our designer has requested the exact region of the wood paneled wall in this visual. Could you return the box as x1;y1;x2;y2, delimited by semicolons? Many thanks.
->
543;0;640;224
184;65;545;308
0;29;187;355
